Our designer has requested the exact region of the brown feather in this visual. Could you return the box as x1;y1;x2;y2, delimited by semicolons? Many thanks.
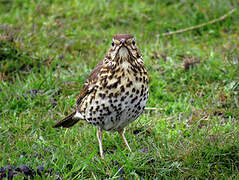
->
113;34;133;40
76;60;104;105
53;111;79;128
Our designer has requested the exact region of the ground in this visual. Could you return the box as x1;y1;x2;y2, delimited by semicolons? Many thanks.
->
0;0;239;179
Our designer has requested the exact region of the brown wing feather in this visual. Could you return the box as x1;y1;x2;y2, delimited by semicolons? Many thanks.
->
76;60;104;105
53;111;79;128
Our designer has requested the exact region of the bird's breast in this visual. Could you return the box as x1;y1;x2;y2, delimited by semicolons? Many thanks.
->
79;60;149;131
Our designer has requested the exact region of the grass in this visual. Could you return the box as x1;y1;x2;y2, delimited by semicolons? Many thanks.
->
0;0;239;179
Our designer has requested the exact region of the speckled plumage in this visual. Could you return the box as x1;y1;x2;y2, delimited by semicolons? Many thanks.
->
54;34;149;158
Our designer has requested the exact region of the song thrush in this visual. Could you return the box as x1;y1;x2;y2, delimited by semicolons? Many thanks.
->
53;34;149;158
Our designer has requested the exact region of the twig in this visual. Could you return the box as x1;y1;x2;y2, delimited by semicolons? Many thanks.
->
158;8;236;37
145;107;161;110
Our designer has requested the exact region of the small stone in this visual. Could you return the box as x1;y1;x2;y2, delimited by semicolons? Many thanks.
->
0;166;7;179
58;55;64;59
0;166;6;173
112;161;119;166
37;166;44;177
7;165;17;170
19;164;36;177
140;147;149;153
21;151;27;156
7;170;18;180
133;129;142;134
118;167;125;175
47;168;53;176
66;164;73;170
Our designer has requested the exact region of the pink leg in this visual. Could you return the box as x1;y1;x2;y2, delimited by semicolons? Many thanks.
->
97;127;104;159
118;129;132;152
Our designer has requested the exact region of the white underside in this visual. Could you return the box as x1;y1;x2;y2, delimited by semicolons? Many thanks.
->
73;111;84;119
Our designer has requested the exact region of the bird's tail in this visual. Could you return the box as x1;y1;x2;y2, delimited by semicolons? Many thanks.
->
53;111;80;128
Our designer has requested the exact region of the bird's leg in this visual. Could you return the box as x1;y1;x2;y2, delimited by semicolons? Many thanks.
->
97;127;104;159
118;129;132;152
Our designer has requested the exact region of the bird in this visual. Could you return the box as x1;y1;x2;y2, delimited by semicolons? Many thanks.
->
53;34;149;159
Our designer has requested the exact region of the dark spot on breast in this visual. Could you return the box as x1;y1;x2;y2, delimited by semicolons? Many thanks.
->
109;75;113;79
120;85;125;93
105;106;110;112
109;80;119;89
126;81;133;88
109;92;113;98
114;92;119;98
99;93;106;99
96;106;100;111
143;77;147;83
89;96;94;104
131;67;137;73
140;89;144;96
84;101;88;107
136;89;139;94
131;96;138;103
102;79;108;87
115;67;120;72
127;69;131;74
125;91;129;96
112;105;117;110
136;101;140;106
132;88;136;93
111;117;114;122
120;96;126;101
83;107;87;112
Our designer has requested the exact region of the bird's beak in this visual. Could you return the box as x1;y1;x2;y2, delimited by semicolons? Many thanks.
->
120;39;126;46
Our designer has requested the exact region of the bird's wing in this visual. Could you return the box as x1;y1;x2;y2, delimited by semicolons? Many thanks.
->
76;60;104;105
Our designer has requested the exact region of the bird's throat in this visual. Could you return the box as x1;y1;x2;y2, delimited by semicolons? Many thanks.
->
118;47;129;59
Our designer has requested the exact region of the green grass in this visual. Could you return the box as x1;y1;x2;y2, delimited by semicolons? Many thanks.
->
1;0;239;179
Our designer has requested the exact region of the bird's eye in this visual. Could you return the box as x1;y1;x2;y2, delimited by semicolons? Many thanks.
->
132;40;136;45
111;42;115;46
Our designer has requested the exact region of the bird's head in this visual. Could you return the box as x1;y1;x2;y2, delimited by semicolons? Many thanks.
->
107;34;141;62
